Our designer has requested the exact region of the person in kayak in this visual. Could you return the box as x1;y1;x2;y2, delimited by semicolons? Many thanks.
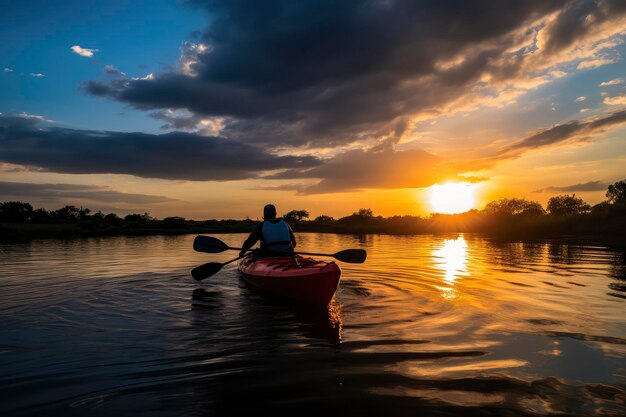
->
239;204;297;258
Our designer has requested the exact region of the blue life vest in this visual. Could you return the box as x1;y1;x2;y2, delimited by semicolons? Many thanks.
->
261;220;292;251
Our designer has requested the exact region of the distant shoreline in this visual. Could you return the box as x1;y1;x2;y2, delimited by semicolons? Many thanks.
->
2;220;624;250
2;186;626;250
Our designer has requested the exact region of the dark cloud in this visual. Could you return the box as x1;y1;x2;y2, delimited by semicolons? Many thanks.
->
503;109;626;154
0;115;320;181
540;0;626;54
0;181;177;204
533;181;610;193
459;109;626;172
87;0;605;147
507;121;583;151
4;105;624;195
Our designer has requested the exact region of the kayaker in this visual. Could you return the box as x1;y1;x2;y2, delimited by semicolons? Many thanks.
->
239;204;297;257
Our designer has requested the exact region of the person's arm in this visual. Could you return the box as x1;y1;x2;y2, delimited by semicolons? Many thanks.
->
240;223;263;256
288;224;296;249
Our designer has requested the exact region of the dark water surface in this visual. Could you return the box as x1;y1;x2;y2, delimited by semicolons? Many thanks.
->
1;233;625;416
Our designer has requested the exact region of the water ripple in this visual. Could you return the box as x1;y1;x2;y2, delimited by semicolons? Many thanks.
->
1;233;624;416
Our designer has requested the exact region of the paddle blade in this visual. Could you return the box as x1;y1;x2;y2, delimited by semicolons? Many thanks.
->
333;249;367;263
193;235;230;253
191;262;224;281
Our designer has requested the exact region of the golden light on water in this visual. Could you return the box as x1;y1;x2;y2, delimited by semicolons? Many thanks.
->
429;182;476;214
433;236;468;299
435;237;469;284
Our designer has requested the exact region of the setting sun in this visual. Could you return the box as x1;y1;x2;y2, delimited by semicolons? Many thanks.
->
429;182;476;214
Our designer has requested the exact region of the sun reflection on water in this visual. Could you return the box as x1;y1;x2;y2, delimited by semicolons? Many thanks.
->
433;236;468;299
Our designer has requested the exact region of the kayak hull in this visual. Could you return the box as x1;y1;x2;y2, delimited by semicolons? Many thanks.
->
238;255;341;305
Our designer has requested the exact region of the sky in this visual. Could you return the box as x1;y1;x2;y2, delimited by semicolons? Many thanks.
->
1;0;626;219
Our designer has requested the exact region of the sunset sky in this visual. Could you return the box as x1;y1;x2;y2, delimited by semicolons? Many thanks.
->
1;0;625;219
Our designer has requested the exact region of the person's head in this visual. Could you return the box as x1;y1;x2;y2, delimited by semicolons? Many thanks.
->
263;204;277;219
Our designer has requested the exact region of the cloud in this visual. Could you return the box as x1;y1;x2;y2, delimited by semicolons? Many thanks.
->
498;109;626;156
131;73;154;81
29;73;45;77
576;96;587;102
84;0;626;149
0;181;177;204
148;108;227;135
0;114;320;181
71;45;99;58
600;78;624;86
576;56;618;70
0;162;32;173
535;0;625;53
3;68;13;73
262;148;483;194
579;108;591;112
2;105;624;195
104;65;126;77
11;112;54;123
150;108;202;129
179;42;210;76
0;115;483;195
533;181;609;193
458;109;626;172
6;2;626;197
604;95;626;105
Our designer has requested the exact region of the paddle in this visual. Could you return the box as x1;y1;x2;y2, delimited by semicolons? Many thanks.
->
289;249;367;264
193;235;237;253
193;235;367;264
191;255;245;281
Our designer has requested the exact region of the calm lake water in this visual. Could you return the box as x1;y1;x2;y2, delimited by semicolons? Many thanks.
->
1;233;625;416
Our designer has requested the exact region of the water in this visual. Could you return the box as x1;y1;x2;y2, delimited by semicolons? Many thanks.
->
1;233;624;416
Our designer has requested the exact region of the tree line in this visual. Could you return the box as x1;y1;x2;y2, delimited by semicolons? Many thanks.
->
1;179;625;241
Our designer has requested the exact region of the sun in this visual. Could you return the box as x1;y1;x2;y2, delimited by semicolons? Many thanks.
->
429;182;476;214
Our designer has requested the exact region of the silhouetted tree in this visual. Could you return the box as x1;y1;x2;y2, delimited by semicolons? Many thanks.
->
104;213;121;222
518;201;545;216
0;201;33;222
124;213;153;222
163;216;187;226
32;208;53;223
283;210;309;222
314;215;335;222
547;194;590;216
606;179;626;204
54;205;86;222
355;208;374;217
79;207;91;219
484;198;545;216
591;201;612;214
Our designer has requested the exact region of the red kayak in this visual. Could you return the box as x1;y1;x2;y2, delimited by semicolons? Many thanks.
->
238;254;341;305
